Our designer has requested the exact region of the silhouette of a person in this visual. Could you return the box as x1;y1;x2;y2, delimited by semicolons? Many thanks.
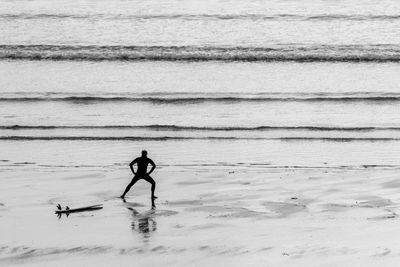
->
121;150;157;208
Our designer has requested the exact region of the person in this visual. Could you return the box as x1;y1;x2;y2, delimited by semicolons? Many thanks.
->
121;150;157;208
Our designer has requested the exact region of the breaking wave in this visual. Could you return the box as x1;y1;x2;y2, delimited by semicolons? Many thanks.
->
2;95;400;103
2;125;400;132
1;44;400;62
1;136;400;142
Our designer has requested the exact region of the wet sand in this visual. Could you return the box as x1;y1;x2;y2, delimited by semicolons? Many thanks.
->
2;141;400;266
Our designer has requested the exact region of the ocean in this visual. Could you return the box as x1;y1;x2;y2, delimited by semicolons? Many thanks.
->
2;0;400;146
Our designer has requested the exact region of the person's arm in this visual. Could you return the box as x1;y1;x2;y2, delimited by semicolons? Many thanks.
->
147;159;156;175
129;159;137;175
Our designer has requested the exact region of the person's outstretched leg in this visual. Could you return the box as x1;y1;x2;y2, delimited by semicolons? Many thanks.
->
146;176;156;198
144;176;156;208
121;176;140;199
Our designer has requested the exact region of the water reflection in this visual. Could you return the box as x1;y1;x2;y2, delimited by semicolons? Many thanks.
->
128;208;157;239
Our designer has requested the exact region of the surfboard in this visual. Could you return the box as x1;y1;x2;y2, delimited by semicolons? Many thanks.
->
55;204;103;214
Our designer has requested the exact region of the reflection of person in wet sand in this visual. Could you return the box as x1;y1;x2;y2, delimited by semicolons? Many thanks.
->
133;217;157;235
130;208;157;235
121;150;157;208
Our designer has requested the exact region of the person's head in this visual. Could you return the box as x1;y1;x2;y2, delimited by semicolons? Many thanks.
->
141;150;148;157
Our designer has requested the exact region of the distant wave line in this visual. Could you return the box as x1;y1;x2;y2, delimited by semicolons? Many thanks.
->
2;125;400;132
9;162;400;170
2;136;400;142
2;96;400;103
1;44;400;62
2;13;400;21
5;162;400;170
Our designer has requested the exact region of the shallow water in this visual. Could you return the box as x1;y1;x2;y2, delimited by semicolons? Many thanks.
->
1;61;400;141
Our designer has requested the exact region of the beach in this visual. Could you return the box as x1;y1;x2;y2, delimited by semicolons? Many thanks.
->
2;140;400;266
2;0;400;265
